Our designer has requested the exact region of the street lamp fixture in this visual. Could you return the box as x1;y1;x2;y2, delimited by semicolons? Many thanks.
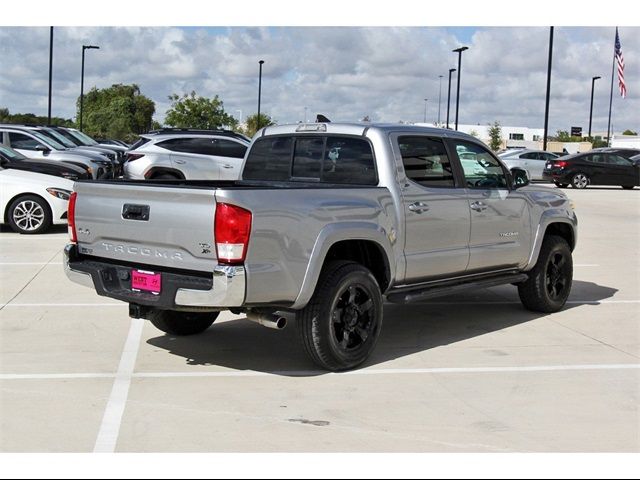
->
588;76;601;138
257;60;264;130
452;46;469;131
446;68;456;129
80;44;100;132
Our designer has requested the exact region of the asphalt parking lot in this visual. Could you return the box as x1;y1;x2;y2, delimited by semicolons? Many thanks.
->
0;186;638;453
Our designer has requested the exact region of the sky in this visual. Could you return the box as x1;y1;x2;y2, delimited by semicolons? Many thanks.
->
1;2;638;135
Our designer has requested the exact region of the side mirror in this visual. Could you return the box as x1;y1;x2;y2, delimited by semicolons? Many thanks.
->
35;144;51;153
510;167;530;188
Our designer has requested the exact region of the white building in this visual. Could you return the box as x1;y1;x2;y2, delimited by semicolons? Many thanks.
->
413;123;544;150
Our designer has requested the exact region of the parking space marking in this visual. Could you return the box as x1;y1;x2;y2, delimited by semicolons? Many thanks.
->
0;262;63;265
2;363;638;381
93;318;144;453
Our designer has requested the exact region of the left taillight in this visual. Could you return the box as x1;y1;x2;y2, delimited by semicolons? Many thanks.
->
68;192;78;243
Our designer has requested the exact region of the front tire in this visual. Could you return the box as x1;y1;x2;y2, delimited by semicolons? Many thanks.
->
571;173;589;189
518;235;573;313
297;261;383;371
7;195;52;234
149;310;219;335
621;185;635;190
554;182;569;188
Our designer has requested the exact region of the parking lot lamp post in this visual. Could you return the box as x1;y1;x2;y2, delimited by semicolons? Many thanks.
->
437;74;443;125
446;68;456;129
257;60;264;130
452;46;469;131
80;45;99;132
588;76;601;138
423;99;428;123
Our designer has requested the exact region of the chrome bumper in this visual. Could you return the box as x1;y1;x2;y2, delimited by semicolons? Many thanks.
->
63;244;246;308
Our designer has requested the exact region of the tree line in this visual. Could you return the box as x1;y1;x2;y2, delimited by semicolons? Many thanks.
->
1;83;274;142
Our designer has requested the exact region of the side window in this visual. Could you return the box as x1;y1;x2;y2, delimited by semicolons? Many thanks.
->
322;137;377;185
216;139;247;159
452;140;508;189
157;138;198;153
292;137;324;179
242;136;292;181
398;136;455;187
607;155;632;166
521;152;536;159
8;132;41;151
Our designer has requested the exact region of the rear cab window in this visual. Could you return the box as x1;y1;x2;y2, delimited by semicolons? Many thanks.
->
243;135;377;185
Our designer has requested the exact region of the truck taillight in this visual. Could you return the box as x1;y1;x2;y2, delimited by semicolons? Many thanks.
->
68;192;78;243
215;203;252;264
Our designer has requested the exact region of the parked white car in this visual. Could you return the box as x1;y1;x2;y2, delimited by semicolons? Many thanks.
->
1;167;74;234
498;149;560;181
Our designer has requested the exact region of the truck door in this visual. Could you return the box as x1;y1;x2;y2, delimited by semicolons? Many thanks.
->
447;138;531;272
392;135;471;282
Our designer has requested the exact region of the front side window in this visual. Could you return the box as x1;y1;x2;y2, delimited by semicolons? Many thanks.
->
398;136;455;187
8;132;41;150
452;140;508;189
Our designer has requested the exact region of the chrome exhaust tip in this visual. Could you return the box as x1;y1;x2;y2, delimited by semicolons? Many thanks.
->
245;311;287;330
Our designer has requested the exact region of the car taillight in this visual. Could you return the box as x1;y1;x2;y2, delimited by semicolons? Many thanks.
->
126;153;145;162
214;203;252;265
68;192;78;243
555;160;568;168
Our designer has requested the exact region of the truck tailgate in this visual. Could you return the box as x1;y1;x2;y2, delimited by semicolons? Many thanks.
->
73;182;218;273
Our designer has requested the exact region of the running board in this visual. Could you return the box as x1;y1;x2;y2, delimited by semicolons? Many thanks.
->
386;273;529;304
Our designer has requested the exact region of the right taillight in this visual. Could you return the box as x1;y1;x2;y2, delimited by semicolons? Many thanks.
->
68;192;78;243
555;160;568;168
126;153;145;162
214;203;252;265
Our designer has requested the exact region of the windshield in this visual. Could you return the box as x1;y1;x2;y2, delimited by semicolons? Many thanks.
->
30;131;66;149
0;144;28;161
68;129;98;146
39;129;78;148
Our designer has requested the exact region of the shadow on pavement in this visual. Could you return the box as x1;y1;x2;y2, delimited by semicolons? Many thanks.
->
146;280;618;377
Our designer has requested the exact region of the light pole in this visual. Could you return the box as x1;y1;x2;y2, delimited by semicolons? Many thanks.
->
80;44;99;132
543;27;554;151
257;60;264;130
423;99;428;123
452;46;469;131
437;75;443;125
48;27;54;124
446;68;456;129
588;75;601;138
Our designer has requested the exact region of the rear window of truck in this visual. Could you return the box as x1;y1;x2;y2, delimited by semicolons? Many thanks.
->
243;135;377;185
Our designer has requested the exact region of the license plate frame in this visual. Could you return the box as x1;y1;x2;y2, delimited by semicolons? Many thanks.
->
131;269;162;294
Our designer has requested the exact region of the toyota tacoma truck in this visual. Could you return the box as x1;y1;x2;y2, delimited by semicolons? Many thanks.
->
64;123;577;371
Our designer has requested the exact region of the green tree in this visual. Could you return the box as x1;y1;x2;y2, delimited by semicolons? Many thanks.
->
554;130;582;143
469;129;479;138
622;129;637;135
488;121;502;152
165;91;236;130
0;107;74;127
78;84;155;141
240;113;276;137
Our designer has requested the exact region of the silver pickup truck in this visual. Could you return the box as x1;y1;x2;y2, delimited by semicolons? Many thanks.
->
64;123;577;371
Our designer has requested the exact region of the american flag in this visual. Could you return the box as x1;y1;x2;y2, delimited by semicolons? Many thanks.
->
615;28;626;98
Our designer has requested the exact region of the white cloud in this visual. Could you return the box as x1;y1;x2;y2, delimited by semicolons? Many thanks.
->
0;26;638;134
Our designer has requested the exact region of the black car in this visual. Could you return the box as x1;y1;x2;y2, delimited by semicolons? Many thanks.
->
590;147;640;159
0;144;89;180
543;150;640;189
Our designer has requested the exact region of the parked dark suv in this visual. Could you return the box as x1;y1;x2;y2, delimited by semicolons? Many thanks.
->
543;150;640;189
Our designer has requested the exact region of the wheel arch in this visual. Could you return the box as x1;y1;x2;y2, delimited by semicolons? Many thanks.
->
145;167;186;180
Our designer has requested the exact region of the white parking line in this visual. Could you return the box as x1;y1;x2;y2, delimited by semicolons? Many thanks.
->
0;262;63;265
1;363;638;381
93;318;144;453
2;303;123;307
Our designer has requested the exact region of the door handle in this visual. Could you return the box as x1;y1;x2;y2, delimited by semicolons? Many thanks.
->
408;202;429;214
470;201;487;212
174;159;186;165
222;164;234;169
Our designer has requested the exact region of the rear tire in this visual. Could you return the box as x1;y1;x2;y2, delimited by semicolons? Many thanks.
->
149;310;219;335
7;195;52;234
153;173;180;180
297;261;383;371
518;235;573;313
571;173;589;189
622;185;635;190
554;182;569;188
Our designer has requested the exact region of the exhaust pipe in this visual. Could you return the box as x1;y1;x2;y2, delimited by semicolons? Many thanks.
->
245;311;287;330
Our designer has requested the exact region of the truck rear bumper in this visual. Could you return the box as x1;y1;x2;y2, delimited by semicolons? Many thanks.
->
63;244;245;309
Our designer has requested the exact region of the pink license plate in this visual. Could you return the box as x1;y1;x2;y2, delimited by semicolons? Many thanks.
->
131;269;162;294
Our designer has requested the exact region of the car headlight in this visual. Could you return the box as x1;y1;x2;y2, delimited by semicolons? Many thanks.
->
46;188;72;201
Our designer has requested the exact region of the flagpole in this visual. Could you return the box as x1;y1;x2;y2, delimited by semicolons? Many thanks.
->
606;28;617;147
